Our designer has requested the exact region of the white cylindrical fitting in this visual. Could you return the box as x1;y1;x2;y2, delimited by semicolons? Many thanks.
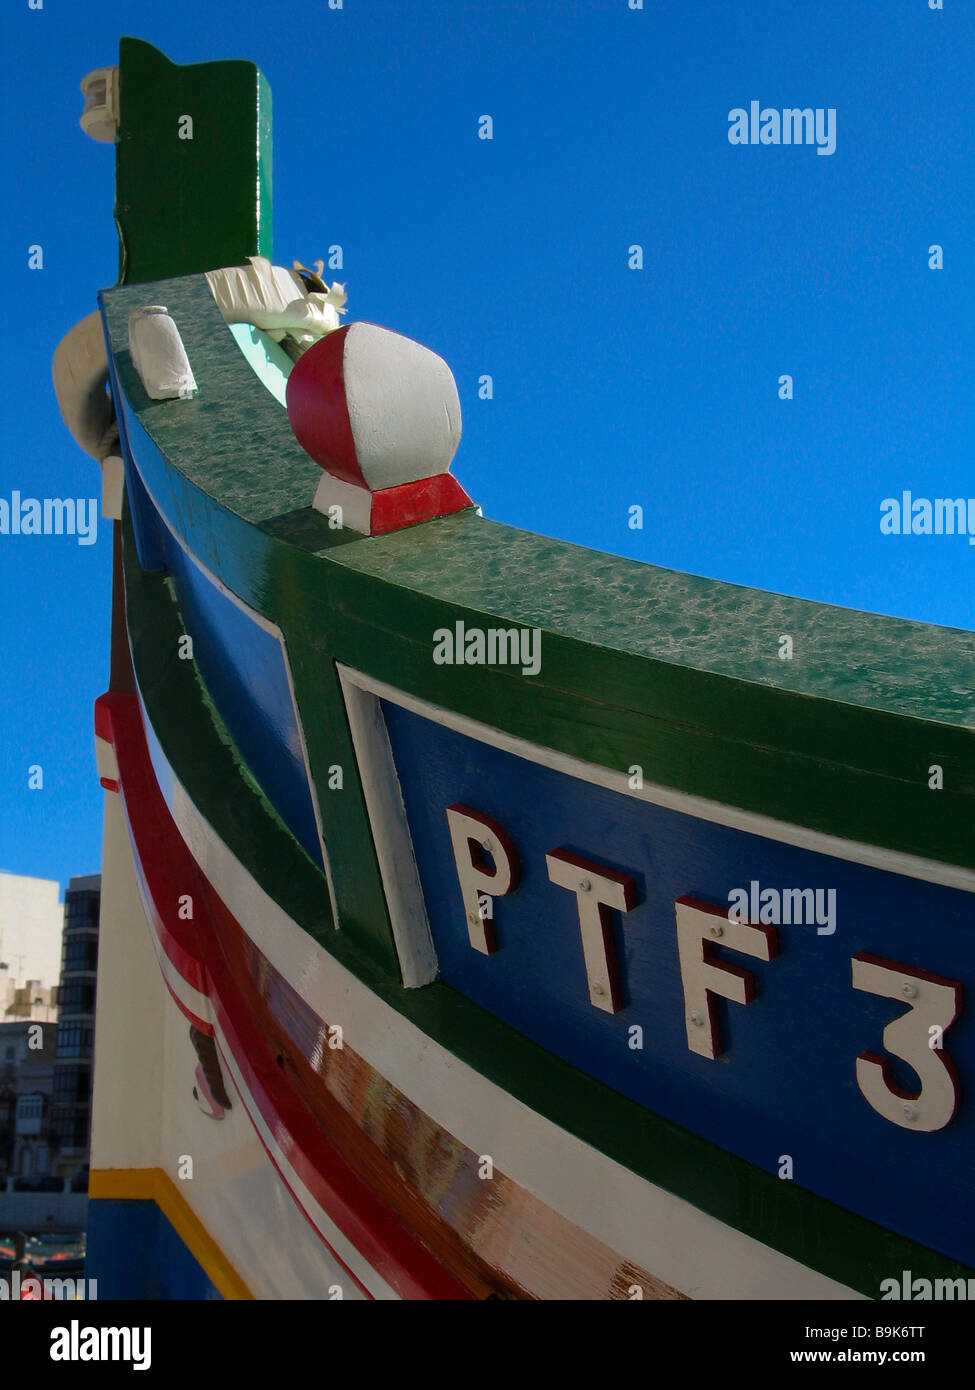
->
128;307;198;401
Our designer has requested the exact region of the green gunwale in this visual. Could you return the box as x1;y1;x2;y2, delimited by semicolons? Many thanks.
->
122;503;974;1296
95;34;975;1300
100;272;975;888
105;272;975;1296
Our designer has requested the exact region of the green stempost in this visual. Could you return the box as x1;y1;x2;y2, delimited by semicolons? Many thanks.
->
115;37;272;284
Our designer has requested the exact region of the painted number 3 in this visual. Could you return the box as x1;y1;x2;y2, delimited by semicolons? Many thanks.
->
852;953;961;1133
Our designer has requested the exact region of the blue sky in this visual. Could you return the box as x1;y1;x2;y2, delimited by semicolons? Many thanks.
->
1;0;972;891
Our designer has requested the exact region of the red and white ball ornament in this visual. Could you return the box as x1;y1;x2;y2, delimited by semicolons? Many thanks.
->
286;321;473;535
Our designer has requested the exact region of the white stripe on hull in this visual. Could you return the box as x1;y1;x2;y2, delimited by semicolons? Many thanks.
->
213;1025;400;1300
91;789;372;1299
135;678;864;1300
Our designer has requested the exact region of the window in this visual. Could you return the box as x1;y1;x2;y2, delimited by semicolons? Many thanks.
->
56;1022;93;1058
56;982;96;1015
63;891;100;930
54;1067;90;1102
52;1108;90;1149
62;937;98;972
52;1109;77;1145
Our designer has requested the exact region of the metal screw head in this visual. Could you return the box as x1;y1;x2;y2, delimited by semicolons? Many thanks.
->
578;879;591;893
467;912;478;927
902;982;918;999
593;983;606;997
481;838;494;852
689;1012;704;1027
902;1104;918;1122
710;923;724;938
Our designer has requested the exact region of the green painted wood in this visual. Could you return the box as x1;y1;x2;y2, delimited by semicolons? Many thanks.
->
121;522;399;979
115;38;272;285
102;266;974;1292
121;510;974;1296
103;274;326;523
100;273;975;877
81;36;975;1297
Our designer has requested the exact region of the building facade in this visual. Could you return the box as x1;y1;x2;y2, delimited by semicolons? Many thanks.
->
0;1019;58;1185
0;873;63;1021
50;875;101;1187
0;874;64;1189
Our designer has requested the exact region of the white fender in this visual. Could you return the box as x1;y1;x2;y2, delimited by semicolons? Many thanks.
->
52;311;115;460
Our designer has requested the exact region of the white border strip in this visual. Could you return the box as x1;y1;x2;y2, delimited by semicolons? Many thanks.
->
213;1019;399;1301
341;675;437;986
135;681;861;1300
145;917;212;1026
125;834;213;1026
338;665;975;896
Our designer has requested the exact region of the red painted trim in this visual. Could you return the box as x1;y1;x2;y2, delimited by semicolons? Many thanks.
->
95;694;208;999
285;327;365;487
371;472;472;534
545;848;638;907
94;688;475;1302
128;847;213;1035
94;698;115;744
203;919;467;1300
204;989;376;1301
161;982;210;1035
95;708;121;791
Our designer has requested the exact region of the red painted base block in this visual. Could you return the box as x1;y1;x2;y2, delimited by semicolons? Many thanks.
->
370;473;473;534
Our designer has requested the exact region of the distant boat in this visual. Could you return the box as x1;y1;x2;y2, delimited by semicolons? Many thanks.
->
54;37;975;1300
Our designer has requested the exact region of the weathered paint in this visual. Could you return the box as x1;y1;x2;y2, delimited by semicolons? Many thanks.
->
109;629;866;1300
98;273;975;883
77;40;975;1300
118;506;975;1297
99;679;690;1300
88;775;364;1301
379;695;975;1266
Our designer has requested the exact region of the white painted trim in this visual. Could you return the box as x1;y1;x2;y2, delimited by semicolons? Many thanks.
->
338;666;975;897
312;472;371;534
340;675;437;986
95;733;119;786
134;683;862;1300
213;1020;399;1301
100;455;124;521
94;775;369;1299
145;917;212;1027
122;830;212;1027
122;445;340;931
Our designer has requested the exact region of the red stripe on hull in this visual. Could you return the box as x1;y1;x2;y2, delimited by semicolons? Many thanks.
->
94;689;474;1301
